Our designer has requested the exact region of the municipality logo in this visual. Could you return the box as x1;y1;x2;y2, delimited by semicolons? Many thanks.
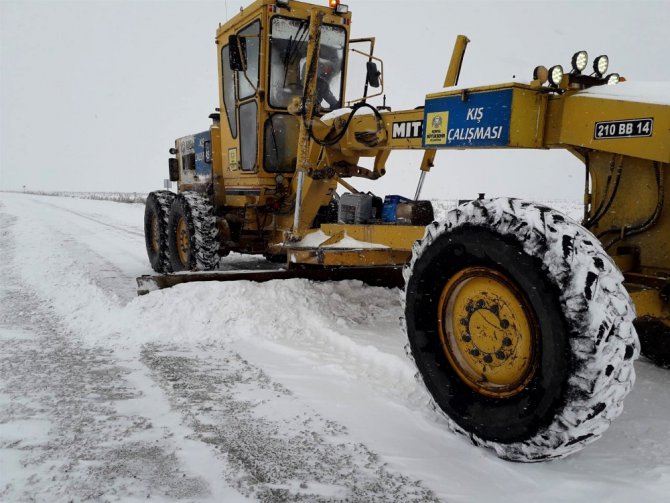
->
425;111;448;145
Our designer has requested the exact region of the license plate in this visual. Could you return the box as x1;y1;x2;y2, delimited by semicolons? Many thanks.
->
594;118;653;139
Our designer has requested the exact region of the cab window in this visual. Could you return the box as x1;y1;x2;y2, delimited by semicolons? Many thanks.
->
264;114;299;173
236;20;261;172
237;21;260;100
268;17;346;111
220;44;238;138
239;101;258;172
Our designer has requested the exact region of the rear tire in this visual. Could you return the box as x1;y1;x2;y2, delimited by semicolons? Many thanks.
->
167;192;219;272
404;198;639;461
144;191;176;273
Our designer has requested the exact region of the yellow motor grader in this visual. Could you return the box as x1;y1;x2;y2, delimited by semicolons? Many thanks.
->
141;0;670;461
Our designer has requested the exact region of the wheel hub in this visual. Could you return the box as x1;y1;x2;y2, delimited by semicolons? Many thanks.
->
438;266;539;398
176;217;189;266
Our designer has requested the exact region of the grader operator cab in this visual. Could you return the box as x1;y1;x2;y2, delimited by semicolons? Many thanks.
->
141;0;670;462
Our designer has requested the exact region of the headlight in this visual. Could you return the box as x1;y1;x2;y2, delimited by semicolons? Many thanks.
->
335;3;348;14
548;65;564;86
571;51;588;73
276;0;289;7
593;55;609;76
606;73;620;85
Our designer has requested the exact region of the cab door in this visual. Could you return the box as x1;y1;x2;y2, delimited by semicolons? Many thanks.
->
235;20;261;174
217;19;262;205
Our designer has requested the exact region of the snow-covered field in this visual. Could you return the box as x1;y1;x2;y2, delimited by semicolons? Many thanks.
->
1;192;669;502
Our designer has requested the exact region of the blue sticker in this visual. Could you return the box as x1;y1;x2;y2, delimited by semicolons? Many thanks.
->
193;130;212;176
422;88;513;148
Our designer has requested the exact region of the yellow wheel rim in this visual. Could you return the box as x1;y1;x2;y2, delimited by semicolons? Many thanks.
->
176;217;189;266
437;266;539;398
150;214;160;254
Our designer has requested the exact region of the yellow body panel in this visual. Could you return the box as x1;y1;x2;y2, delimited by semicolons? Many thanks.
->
629;288;670;322
318;223;426;250
545;93;670;162
287;247;411;266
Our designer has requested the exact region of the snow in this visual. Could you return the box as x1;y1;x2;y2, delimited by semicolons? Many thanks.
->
428;79;533;96
1;192;669;501
574;81;670;106
293;229;390;249
320;107;354;122
424;80;670;107
320;106;376;124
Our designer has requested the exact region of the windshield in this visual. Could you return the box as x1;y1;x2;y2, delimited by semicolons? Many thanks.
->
268;17;346;111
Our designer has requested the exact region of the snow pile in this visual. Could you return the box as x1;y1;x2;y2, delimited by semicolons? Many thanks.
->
122;279;418;398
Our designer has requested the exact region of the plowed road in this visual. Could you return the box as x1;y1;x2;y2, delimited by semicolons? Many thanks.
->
1;193;669;502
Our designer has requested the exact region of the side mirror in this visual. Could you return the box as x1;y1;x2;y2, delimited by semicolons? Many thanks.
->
366;61;381;88
229;35;247;71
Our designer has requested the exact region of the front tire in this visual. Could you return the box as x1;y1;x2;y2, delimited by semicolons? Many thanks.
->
167;192;219;272
404;198;639;461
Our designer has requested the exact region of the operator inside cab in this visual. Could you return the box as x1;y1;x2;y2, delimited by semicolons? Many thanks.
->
265;17;346;173
310;47;343;110
268;19;344;111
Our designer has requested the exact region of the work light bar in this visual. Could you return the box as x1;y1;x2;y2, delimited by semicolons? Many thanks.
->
548;65;564;87
571;50;588;73
593;55;609;77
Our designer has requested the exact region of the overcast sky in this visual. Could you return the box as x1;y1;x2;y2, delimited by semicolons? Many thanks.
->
1;0;669;200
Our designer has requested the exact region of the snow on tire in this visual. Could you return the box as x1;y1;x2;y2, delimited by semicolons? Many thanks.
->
144;190;176;273
167;192;219;272
403;198;639;462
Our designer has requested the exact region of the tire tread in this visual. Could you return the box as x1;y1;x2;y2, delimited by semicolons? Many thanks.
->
403;198;639;461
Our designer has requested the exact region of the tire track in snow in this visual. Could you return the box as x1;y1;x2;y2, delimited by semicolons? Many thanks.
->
141;343;440;502
1;197;440;501
6;196;146;305
0;209;224;501
30;197;145;238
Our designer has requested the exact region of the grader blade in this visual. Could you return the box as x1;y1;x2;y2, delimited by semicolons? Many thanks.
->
137;265;404;295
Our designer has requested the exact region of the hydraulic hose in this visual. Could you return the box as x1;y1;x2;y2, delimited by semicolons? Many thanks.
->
302;101;384;147
585;154;623;230
601;161;664;250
